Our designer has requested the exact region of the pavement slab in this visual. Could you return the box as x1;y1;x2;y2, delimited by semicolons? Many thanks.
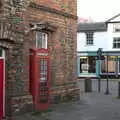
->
12;92;120;120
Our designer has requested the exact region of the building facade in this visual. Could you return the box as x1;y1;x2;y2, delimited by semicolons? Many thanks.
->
0;0;78;118
77;14;120;78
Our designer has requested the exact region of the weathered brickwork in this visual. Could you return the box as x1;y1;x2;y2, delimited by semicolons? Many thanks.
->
26;1;78;101
0;0;79;117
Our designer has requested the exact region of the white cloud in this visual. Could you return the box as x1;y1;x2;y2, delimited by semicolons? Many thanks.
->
77;0;120;22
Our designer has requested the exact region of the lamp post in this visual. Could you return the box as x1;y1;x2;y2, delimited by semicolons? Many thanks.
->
97;48;102;92
105;55;109;95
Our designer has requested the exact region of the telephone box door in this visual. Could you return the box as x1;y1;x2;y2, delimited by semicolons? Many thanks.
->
36;57;50;110
0;59;4;119
30;49;51;110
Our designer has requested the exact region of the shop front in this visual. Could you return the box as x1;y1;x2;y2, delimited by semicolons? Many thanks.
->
77;52;97;78
77;51;120;78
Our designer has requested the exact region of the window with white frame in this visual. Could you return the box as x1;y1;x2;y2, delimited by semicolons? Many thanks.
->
113;23;120;32
113;37;120;48
86;32;94;45
36;32;48;49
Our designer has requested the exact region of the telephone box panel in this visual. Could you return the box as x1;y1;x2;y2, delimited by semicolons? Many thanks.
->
29;49;51;110
0;59;4;119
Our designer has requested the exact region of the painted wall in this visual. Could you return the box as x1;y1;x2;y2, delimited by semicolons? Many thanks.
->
77;32;108;52
107;23;120;51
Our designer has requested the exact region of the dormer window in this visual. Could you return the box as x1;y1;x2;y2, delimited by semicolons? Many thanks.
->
36;32;48;49
113;23;120;32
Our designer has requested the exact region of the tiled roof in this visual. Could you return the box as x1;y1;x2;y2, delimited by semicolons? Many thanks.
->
77;22;107;32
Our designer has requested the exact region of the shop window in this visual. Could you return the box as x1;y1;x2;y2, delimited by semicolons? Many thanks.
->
80;56;96;73
36;32;48;49
86;32;94;45
118;57;120;73
113;37;120;48
101;56;117;73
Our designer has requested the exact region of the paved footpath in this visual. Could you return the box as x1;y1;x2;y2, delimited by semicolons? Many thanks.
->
13;92;120;120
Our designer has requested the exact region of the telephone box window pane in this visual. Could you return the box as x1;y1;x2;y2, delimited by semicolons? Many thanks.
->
40;59;48;82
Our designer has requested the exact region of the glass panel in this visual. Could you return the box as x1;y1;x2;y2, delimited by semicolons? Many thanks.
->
118;58;120;73
80;56;96;73
86;32;94;45
80;57;88;73
88;56;96;73
0;48;2;57
114;23;120;32
113;38;120;48
101;56;117;73
40;59;48;82
36;32;47;49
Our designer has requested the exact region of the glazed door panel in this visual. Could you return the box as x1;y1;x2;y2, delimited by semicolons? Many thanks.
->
36;58;50;110
29;49;51;110
0;59;4;119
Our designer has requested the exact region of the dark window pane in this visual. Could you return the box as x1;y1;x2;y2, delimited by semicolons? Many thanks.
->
0;48;2;57
86;32;94;45
113;43;115;48
118;43;120;48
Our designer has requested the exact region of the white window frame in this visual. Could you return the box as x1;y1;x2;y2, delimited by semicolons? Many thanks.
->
86;32;94;45
36;32;48;49
113;23;120;32
113;37;120;48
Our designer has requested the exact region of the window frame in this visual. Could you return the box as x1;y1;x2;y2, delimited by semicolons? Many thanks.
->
113;23;120;32
79;56;96;74
113;37;120;48
86;32;94;45
36;32;48;49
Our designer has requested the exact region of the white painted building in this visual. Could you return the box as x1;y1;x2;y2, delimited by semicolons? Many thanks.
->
77;14;120;78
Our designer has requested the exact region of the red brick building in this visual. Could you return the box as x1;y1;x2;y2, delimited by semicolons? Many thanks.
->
0;0;79;118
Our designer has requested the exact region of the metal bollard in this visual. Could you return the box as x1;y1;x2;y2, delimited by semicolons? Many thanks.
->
85;78;92;92
118;81;120;98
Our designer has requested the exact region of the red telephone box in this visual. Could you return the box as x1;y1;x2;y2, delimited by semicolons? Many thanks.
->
0;58;4;119
29;48;51;110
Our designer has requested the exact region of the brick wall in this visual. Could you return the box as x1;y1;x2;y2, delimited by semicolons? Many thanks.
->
26;0;79;103
27;1;77;85
0;0;79;117
34;0;77;15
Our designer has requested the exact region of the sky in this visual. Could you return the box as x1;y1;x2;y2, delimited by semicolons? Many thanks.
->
77;0;120;22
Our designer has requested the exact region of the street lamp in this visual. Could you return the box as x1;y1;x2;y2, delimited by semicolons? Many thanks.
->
105;55;110;95
97;48;103;92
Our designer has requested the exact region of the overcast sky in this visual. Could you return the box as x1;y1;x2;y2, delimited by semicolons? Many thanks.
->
77;0;120;22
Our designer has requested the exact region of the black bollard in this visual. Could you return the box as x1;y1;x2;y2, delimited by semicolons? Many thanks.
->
85;78;92;92
118;81;120;98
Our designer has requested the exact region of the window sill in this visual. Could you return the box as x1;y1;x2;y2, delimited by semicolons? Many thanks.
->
85;44;94;46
